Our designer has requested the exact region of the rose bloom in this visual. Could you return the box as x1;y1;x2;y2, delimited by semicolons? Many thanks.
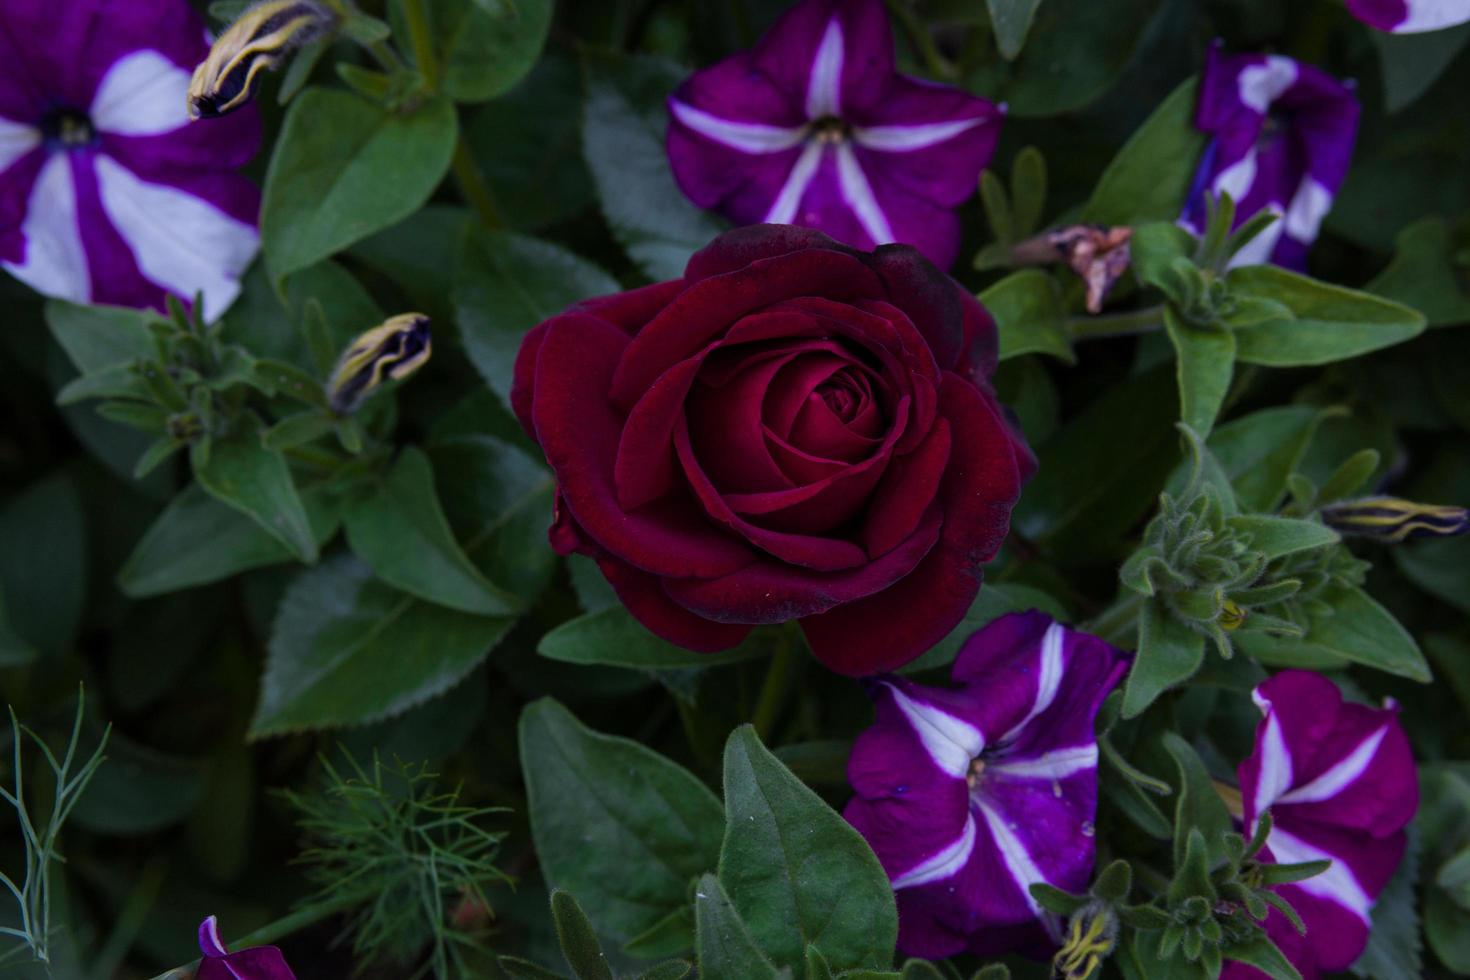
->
512;225;1033;675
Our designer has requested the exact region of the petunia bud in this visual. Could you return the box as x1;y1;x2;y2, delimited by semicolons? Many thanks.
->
188;1;337;120
326;313;432;414
1053;903;1118;980
1320;496;1469;543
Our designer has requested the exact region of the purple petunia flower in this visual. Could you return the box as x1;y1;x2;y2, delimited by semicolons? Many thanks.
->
843;612;1128;959
1222;670;1417;980
1346;0;1470;33
666;0;1002;270
0;0;261;319
196;916;297;980
1180;45;1359;271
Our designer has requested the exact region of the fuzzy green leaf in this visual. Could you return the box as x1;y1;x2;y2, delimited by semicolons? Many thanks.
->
1227;266;1426;366
521;700;725;947
191;415;317;563
1165;308;1235;439
1225;515;1339;560
1122;602;1206;718
695;873;782;980
982;270;1075;363
551;891;615;980
719;727;897;972
1083;77;1204;226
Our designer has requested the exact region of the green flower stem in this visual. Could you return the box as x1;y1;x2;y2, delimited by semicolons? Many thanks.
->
751;624;803;743
1068;305;1166;342
401;0;440;94
883;0;954;80
1085;593;1146;646
452;136;506;229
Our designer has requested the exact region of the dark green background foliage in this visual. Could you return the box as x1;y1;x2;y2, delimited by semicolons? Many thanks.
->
4;0;1470;977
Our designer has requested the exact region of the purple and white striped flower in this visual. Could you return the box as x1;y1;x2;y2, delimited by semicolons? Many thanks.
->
666;0;1002;270
1180;46;1359;271
197;915;297;980
1346;0;1470;33
0;0;261;319
843;612;1128;959
1222;670;1417;980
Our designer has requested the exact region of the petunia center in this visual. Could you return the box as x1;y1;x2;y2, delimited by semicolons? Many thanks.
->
965;756;986;788
809;115;851;144
40;107;95;149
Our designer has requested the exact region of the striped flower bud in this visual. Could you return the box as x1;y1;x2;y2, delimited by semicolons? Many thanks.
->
188;1;337;120
327;314;431;414
1321;496;1470;543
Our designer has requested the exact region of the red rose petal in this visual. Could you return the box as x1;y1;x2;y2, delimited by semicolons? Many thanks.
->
597;555;753;652
578;278;687;334
683;224;855;282
675;420;869;571
664;505;943;623
614;348;710;510
685;348;809;494
532;312;754;578
609;249;883;409
799;375;1024;676
510;319;550;440
861;416;951;558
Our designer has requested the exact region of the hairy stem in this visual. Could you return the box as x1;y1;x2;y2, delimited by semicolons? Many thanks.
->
1068;305;1166;342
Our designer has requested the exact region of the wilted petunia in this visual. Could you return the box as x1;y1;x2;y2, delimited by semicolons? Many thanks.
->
196;916;297;980
1346;0;1470;33
666;0;1002;270
0;0;261;319
1180;45;1359;270
843;612;1128;958
1222;670;1417;980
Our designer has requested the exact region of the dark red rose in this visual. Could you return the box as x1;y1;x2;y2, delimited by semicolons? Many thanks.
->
512;225;1034;676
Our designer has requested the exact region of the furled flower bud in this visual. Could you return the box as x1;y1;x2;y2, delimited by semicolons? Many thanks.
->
1320;496;1469;543
1054;902;1119;980
196;915;296;979
188;1;337;120
326;314;432;414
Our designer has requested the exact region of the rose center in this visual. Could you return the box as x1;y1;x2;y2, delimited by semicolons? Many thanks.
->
818;380;858;420
810;115;850;144
41;108;95;148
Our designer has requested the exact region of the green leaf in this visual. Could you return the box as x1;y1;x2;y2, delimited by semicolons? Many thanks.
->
454;226;620;405
224;259;385;367
68;730;204;835
1250;585;1430;682
499;956;568;980
1128;223;1196;294
1083;77;1204;226
44;300;158;372
119;483;339;597
1227;266;1426;366
1122;601;1206;718
1366;216;1470;328
1372;23;1470;113
1225;515;1339;560
1161;733;1231;870
981;270;1075;363
1199;405;1342;513
695;874;781;980
1426;885;1470;974
1010;146;1047;238
392;0;552;103
965;0;1165;117
520;699;725;945
462;49;594;230
1012;366;1179;559
539;606;770;670
582;52;727;281
351;205;471;326
633;961;693;980
719;727;897;971
261;88;457;283
1396;536;1470;616
1164;308;1235;439
550;891;615;980
987;0;1045;60
343;447;521;615
191;415;317;562
0;471;86;657
1223;937;1301;980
